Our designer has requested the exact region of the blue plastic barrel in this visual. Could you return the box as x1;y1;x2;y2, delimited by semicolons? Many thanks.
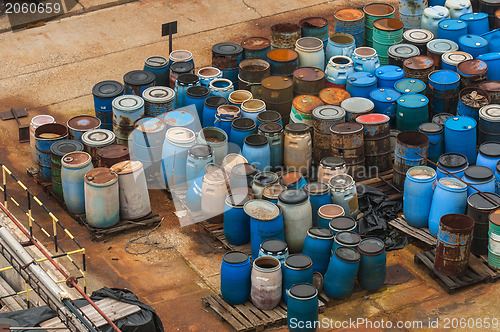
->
324;247;360;299
215;105;241;138
123;70;155;96
242;134;271;171
224;194;251;245
267;49;300;77
403;166;437;228
396;93;430;131
325;33;356;61
444;116;477;164
419;123;444;165
244;199;285;259
160;109;197;132
477;53;500;81
220;251;251;305
230;118;257;150
328;216;357;235
369;87;401;128
302;227;335;274
394;78;426;94
437;19;469;44
317;204;345;229
144;56;169;86
357;238;386;290
436;152;469;180
346;72;378;98
174;74;200;109
375;65;405;88
460;12;489;35
35;123;69;181
428;177;468;237
92;80;124;131
287;283;318;332
393;131;430;189
282;254;313;304
463;165;496;196
476;142;500;173
481;30;500;52
203;96;228;128
258;239;289;264
185;86;210;121
305;182;331;226
399;0;426;30
428;70;461;117
61;152;94;214
331;231;361;254
198;67;223;88
458;34;489;58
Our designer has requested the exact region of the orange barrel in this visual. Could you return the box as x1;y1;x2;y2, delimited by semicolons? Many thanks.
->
290;95;324;126
318;88;351;106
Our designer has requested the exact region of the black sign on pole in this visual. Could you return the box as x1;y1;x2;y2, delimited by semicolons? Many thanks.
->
162;21;178;55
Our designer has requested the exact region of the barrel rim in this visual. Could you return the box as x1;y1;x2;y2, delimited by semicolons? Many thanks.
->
329;122;363;135
363;3;395;17
241;36;271;50
439;213;475;233
211;42;243;56
49;139;84;157
144;56;168;69
467;192;500;210
169;49;193;62
81;129;115;147
142;86;175;103
334;231;361;245
299;16;328;29
186;85;210;98
123;70;155;86
442;51;473;66
334;8;365;22
260;238;288;255
358;237;385;255
253;256;281;272
61;151;92;169
222;250;249;264
34;123;68;141
394;78;426;94
197;66;222;79
244;197;281;219
372;18;404;31
288;283;318;300
428;69;461;86
84;167;118;186
304;182;330;196
396;131;429;147
458;87;491;107
334;246;361;263
318;204;345;219
92;80;124;99
110;160;143;175
284;253;313;269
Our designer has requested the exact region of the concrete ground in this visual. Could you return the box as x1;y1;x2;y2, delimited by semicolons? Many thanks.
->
0;0;499;330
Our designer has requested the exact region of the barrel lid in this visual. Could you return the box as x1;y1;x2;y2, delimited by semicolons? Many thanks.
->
293;67;325;82
267;49;299;62
50;140;84;157
244;134;268;147
299;16;328;28
232;117;256;130
489;207;500;226
241;99;266;113
205;96;228;109
260;239;288;254
457;59;488;75
319;88;351;105
161;110;195;127
110;160;142;174
165;127;196;144
289;283;317;299
403;56;434;70
459;34;488;49
328;174;354;189
347;72;377;87
388;44;420;58
464;165;494;181
334;246;361;263
232;162;258;177
134;117;167;133
145;56;168;68
444;116;477;131
61;151;91;167
280;170;304;187
335;231;361;246
142;86;175;103
186;85;210;98
97;144;129;159
427;39;459;54
296;37;323;51
341;97;374;113
123;70;155;86
394;78;426;94
424;6;450;19
204;170;228;183
442;51;473;66
308;227;334;239
358;238;385;255
259;122;283;134
432;112;454;125
243;199;280;220
446;0;471;10
429;70;460;85
330;216;356;231
460;12;488;21
330;122;363;134
369;88;401;103
285;254;312;269
419;122;443;134
177;73;200;85
170;61;194;74
262;75;293;90
335;8;364;21
312;105;345;121
92;80;124;98
262;184;286;200
198;67;222;79
318;204;344;218
31;115;55;126
479;104;500;122
212;42;243;56
467;192;500;209
223;251;249;264
320;157;345;169
438;19;468;31
217;105;240;119
241;37;271;50
223;154;248;171
373;18;403;31
169;50;193;63
253;171;279;186
403;29;434;44
479;53;500;63
375;65;405;81
285;123;310;134
356;113;390;125
363;3;395;16
112;95;144;112
81;129;115;147
305;182;329;196
278;188;309;205
257;110;282;124
292;95;324;114
438;152;468;169
479;142;500;158
397;93;429;108
67;115;100;131
225;194;251;207
188;144;213;159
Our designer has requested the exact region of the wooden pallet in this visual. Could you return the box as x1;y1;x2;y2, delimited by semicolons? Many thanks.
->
388;217;437;247
479;255;500;281
200;222;252;255
357;169;402;201
201;294;324;332
414;250;494;294
27;167;52;192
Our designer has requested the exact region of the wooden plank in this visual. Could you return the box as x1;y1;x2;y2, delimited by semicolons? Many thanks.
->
234;303;264;326
242;301;275;324
204;295;247;331
389;218;437;246
468;255;496;280
211;294;254;330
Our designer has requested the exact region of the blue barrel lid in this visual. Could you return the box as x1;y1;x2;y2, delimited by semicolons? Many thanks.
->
334;246;361;263
429;70;460;85
458;34;488;49
444;116;477;131
335;231;361;245
134;117;167;134
347;72;377;87
223;251;249;264
369;88;401;103
92;80;124;98
438;19;468;31
289;283;317;299
278;188;309;205
478;52;500;61
358;238;385;255
285;253;312;269
460;12;488;21
396;93;429;108
427;39;459;54
162;109;195;127
375;65;405;81
394;78;426;94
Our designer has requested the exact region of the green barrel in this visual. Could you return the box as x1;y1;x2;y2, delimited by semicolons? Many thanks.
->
373;18;404;66
363;4;395;47
396;93;429;131
50;140;84;198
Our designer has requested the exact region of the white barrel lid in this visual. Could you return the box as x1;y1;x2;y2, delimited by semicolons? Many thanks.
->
81;129;116;147
169;50;193;62
110;160;143;175
31;115;55;127
341;97;374;113
142;86;175;103
112;95;145;112
423;6;450;19
479;104;500;122
165;127;196;144
445;0;471;10
403;29;434;44
442;51;473;66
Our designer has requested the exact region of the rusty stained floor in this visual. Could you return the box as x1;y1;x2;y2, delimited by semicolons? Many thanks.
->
0;0;499;330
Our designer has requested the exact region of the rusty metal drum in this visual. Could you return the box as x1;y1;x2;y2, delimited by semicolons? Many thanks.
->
67;115;101;144
388;44;420;68
341;97;374;122
169;61;194;89
372;18;404;65
299;17;329;50
261;76;294;124
363;3;396;47
30;115;55;163
290;95;324;126
399;0;428;30
81;129;116;167
426;39;459;69
97;144;130;168
356;114;392;172
112;95;145;146
403;56;435;85
271;23;301;49
403;29;435;55
479;81;500;104
393;131;430;189
293;67;325;96
284;123;312;175
428;70;461;117
142;86;175;117
467;192;500;255
241;37;271;60
457;87;491;121
334;8;365;47
319;88;351;106
329;122;365;179
212;42;244;89
457;59;488;89
312;105;346;165
84;168;120;228
238;59;271;99
317;157;347;184
267;49;300;77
